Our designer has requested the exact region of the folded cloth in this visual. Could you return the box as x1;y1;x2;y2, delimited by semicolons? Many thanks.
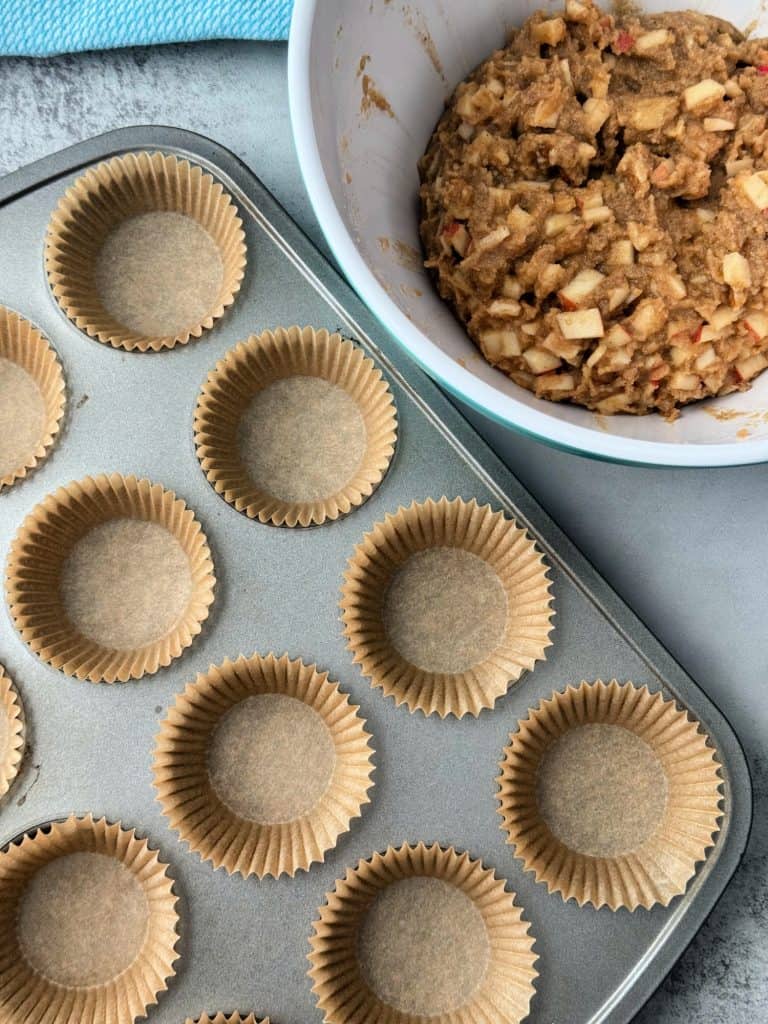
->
0;0;293;57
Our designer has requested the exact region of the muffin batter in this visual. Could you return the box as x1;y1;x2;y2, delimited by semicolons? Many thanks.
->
420;0;768;416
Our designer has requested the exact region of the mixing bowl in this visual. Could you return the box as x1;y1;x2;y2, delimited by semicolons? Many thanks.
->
288;0;768;466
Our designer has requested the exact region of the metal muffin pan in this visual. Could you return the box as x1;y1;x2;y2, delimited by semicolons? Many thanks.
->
0;127;752;1024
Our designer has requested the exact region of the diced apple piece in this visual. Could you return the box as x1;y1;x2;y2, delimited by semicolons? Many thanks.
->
696;208;716;223
695;345;718;371
531;95;561;129
558;269;605;310
699;325;721;343
532;17;566;45
634;29;674;52
582;97;611;133
709;305;739;331
629;300;666;339
736;173;768;209
487;77;504;97
627;221;657;252
608;239;635;267
564;0;588;21
501;276;523;299
663;274;687;300
487;299;522;318
559;58;573;86
586;343;607;368
726;157;754;177
556;308;605;339
596;393;631;413
479;328;521;359
473;225;510;253
542;332;581;361
607;286;630;313
580;191;604;211
455;92;475;119
605;323;632;348
523;347;562;374
544;213;576;236
521;322;540;336
626;96;679;131
536;371;576;392
703;117;736;132
683;79;726;112
670;371;699;390
507;205;535;232
457;121;474;141
735;352;768;381
743;309;768;341
722;252;752;291
583;205;613;225
724;78;743;98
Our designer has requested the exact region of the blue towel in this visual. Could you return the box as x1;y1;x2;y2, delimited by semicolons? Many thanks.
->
0;0;293;57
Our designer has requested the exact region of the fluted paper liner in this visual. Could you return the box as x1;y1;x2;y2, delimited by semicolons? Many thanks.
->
153;653;375;878
0;306;65;491
186;1016;270;1024
0;814;179;1024
5;473;215;683
341;497;554;717
46;151;247;351
497;680;724;911
0;666;24;799
308;842;537;1024
195;326;398;527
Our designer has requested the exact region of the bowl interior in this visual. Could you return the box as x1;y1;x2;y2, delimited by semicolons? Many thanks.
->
296;0;768;462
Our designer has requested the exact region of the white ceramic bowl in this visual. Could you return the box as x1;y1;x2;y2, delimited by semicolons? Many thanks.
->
288;0;768;466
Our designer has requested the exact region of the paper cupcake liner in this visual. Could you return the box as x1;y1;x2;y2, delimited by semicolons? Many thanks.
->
0;814;179;1024
153;652;375;878
0;306;66;491
0;666;24;800
45;151;247;351
5;473;215;683
308;842;538;1024
341;497;554;718
186;1015;270;1024
194;326;398;527
497;680;724;911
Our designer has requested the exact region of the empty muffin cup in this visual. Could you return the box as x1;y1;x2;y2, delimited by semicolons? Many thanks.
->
153;653;375;878
186;1016;270;1024
0;814;179;1024
0;306;66;491
341;496;554;717
194;326;398;527
5;473;215;683
309;842;538;1024
0;665;24;799
497;679;724;911
45;151;247;351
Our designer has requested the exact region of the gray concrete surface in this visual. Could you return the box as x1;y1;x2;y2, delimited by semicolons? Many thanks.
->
0;39;764;1021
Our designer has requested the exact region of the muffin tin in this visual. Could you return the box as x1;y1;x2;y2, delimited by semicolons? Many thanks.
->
0;127;752;1023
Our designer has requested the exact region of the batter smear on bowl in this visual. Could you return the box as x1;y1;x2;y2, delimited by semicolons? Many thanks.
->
419;0;768;417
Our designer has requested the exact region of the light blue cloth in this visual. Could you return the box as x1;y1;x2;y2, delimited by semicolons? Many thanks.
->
0;0;293;57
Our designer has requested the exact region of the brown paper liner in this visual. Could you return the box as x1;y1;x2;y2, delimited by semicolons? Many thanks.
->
45;151;247;352
0;306;66;491
186;1016;270;1024
194;326;398;527
309;842;538;1024
341;497;554;717
5;473;215;683
497;680;724;911
0;814;179;1024
0;665;24;800
153;653;374;878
